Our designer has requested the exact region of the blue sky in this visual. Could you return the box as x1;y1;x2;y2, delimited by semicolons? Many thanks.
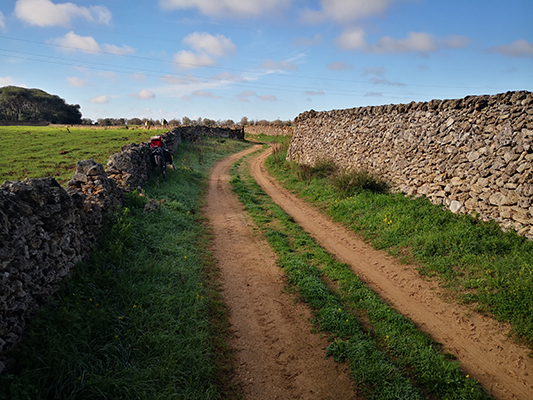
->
1;0;532;123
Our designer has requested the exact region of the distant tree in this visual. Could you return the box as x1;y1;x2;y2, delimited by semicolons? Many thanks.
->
168;118;181;126
240;116;248;126
222;119;235;127
114;118;126;126
81;118;93;125
182;116;191;126
0;86;82;124
203;118;216;127
97;118;112;126
127;118;142;125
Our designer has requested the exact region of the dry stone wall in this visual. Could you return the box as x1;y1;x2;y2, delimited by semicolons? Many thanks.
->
287;91;533;239
0;126;242;369
244;124;293;136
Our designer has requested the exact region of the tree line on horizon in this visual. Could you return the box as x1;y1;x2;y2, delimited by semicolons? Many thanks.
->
0;86;293;128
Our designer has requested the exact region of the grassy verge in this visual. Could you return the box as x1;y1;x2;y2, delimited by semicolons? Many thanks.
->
230;152;491;399
266;138;533;348
0;125;168;185
0;138;252;400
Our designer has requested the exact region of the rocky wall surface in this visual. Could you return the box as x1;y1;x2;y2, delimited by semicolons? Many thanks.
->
244;125;293;136
287;91;533;239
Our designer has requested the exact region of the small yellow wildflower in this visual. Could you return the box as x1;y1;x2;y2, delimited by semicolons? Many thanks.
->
466;375;470;379
118;316;123;320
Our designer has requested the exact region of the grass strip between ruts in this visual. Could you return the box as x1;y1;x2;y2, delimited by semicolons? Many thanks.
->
230;151;492;400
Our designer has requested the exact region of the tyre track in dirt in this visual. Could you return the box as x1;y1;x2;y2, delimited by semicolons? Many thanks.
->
249;147;533;400
205;146;358;399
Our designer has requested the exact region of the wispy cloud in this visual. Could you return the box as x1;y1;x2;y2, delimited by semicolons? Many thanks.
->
89;95;110;104
362;66;385;76
305;90;325;96
15;0;111;28
49;31;135;55
183;90;223;101
237;90;277;102
301;0;396;24
159;0;290;18
260;59;299;72
489;39;533;58
337;30;469;54
67;76;86;87
0;76;16;86
0;11;6;31
327;61;354;71
129;90;155;100
370;77;405;86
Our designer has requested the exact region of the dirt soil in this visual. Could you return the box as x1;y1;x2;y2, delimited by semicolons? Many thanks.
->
206;145;533;400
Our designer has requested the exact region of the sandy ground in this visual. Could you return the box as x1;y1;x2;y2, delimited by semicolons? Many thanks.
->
206;145;533;400
205;146;359;399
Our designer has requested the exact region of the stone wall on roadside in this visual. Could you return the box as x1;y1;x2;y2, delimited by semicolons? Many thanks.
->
287;91;533;239
0;124;245;367
244;124;293;136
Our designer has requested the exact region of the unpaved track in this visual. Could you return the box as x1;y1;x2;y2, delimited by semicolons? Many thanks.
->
249;148;533;400
205;146;358;399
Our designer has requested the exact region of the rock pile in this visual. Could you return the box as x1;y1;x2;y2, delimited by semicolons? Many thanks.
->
287;91;533;239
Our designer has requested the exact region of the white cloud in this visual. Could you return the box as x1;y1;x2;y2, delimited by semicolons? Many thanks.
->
336;27;367;51
159;0;290;18
183;32;236;57
0;11;6;31
130;90;155;99
174;50;217;69
260;59;299;71
49;32;135;56
50;31;101;53
89;95;110;104
0;76;16;86
174;32;236;69
327;61;354;71
67;76;86;87
102;44;136;56
301;0;396;24
15;0;111;28
490;39;533;58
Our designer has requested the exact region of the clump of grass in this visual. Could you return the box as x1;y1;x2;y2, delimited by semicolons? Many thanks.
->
330;168;390;196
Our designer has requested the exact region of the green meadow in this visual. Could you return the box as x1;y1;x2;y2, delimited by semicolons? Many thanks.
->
0;125;168;185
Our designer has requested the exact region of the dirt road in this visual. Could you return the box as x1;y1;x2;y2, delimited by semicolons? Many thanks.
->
205;146;358;399
206;145;533;400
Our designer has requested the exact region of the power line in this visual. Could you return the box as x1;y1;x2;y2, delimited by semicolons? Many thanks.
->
0;34;504;91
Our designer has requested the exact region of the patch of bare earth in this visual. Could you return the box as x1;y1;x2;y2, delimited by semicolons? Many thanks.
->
249;148;533;400
205;146;358;399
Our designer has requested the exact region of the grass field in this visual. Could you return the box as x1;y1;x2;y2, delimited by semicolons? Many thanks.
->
0;125;169;185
